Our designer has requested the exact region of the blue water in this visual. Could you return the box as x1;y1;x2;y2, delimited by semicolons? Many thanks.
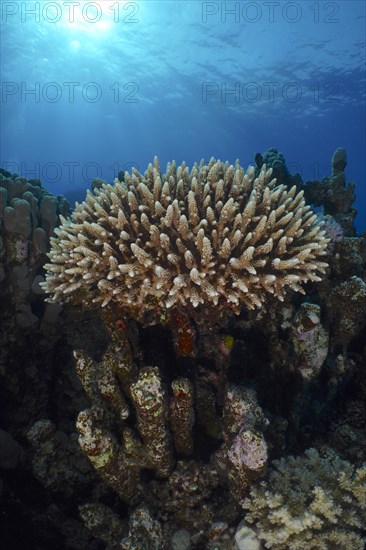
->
1;0;365;232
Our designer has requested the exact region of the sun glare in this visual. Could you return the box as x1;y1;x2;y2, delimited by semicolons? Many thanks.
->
44;1;134;34
63;3;111;33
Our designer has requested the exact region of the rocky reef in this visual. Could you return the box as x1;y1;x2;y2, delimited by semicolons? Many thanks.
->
0;169;71;430
0;151;365;549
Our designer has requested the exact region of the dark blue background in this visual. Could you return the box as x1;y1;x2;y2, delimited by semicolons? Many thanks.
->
1;1;365;231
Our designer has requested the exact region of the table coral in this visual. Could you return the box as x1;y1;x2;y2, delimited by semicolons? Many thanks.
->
42;157;328;321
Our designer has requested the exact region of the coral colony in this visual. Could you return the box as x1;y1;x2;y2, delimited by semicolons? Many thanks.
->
1;149;365;549
42;157;328;315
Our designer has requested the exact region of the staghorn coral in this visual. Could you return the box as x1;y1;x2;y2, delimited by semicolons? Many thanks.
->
242;448;366;549
42;157;328;322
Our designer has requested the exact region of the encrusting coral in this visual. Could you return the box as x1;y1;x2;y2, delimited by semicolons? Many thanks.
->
242;448;366;550
73;328;269;508
41;157;329;322
290;302;329;381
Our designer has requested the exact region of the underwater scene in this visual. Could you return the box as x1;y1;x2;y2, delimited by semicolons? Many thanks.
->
0;1;365;549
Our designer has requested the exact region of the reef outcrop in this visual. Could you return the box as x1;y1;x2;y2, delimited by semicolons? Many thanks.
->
1;149;365;549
